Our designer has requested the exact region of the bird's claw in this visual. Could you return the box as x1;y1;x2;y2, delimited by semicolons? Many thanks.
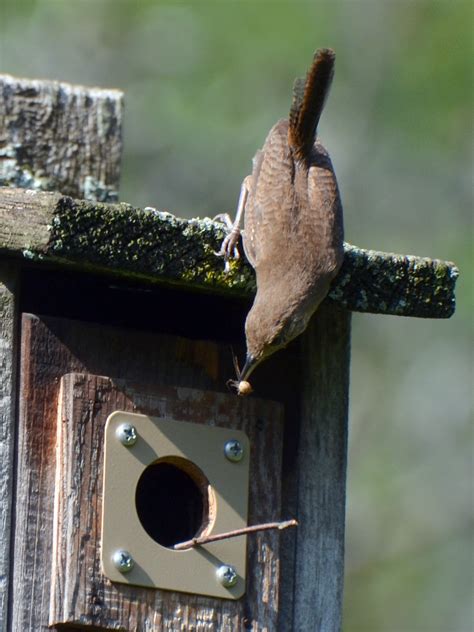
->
213;213;233;229
213;213;241;272
215;230;241;259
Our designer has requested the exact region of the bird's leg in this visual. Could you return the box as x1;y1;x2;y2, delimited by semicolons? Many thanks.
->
214;176;250;271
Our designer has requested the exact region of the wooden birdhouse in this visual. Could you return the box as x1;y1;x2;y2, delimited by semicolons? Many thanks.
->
0;75;457;632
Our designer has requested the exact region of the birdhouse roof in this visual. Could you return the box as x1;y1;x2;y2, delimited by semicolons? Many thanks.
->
0;187;458;319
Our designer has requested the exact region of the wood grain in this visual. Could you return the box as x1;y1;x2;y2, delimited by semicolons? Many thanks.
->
0;74;123;201
292;303;351;632
0;263;20;632
0;188;61;254
51;374;283;630
12;314;286;631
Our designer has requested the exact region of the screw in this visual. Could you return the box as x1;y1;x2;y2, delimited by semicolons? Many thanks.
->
224;439;244;462
112;549;135;573
216;564;238;587
116;423;137;446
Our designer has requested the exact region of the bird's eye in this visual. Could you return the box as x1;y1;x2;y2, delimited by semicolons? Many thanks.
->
272;331;286;347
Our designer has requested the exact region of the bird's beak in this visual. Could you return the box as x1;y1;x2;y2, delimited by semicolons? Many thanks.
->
239;354;258;382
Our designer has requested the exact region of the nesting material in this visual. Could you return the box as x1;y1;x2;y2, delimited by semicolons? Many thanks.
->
226;379;253;397
237;380;253;396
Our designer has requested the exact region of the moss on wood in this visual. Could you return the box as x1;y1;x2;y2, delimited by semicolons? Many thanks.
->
0;188;458;318
50;196;255;293
330;243;458;318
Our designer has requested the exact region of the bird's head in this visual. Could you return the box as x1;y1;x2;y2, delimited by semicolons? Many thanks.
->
239;291;314;382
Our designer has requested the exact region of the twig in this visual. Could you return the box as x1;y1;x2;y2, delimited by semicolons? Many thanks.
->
173;519;298;551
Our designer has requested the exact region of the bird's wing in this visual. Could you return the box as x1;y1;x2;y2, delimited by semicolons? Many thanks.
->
243;120;295;270
303;145;344;275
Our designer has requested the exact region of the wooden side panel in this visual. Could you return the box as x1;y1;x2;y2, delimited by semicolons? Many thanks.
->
12;316;67;632
12;314;284;631
0;263;20;632
51;374;283;630
291;303;351;632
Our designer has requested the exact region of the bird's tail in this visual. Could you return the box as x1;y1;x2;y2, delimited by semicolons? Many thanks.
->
288;48;335;163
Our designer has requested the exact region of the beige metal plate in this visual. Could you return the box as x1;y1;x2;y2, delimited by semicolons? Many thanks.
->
101;411;250;599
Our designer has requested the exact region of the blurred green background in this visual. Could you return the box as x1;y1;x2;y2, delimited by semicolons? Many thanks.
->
1;1;472;630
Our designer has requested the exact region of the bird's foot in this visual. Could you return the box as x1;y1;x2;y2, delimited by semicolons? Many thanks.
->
213;213;241;273
213;213;233;229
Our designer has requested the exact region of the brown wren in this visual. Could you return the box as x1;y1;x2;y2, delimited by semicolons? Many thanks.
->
218;49;344;393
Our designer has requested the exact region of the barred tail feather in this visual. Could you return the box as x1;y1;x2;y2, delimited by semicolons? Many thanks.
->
288;48;335;163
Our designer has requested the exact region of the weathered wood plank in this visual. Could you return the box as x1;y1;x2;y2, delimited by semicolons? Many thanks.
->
0;74;123;201
0;187;458;318
12;316;63;632
281;303;351;632
51;373;283;630
12;314;288;631
0;263;20;632
0;188;58;253
1;72;124;632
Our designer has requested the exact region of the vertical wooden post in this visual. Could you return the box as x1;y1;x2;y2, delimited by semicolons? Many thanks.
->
278;304;351;631
296;305;351;630
0;75;123;632
0;264;19;632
